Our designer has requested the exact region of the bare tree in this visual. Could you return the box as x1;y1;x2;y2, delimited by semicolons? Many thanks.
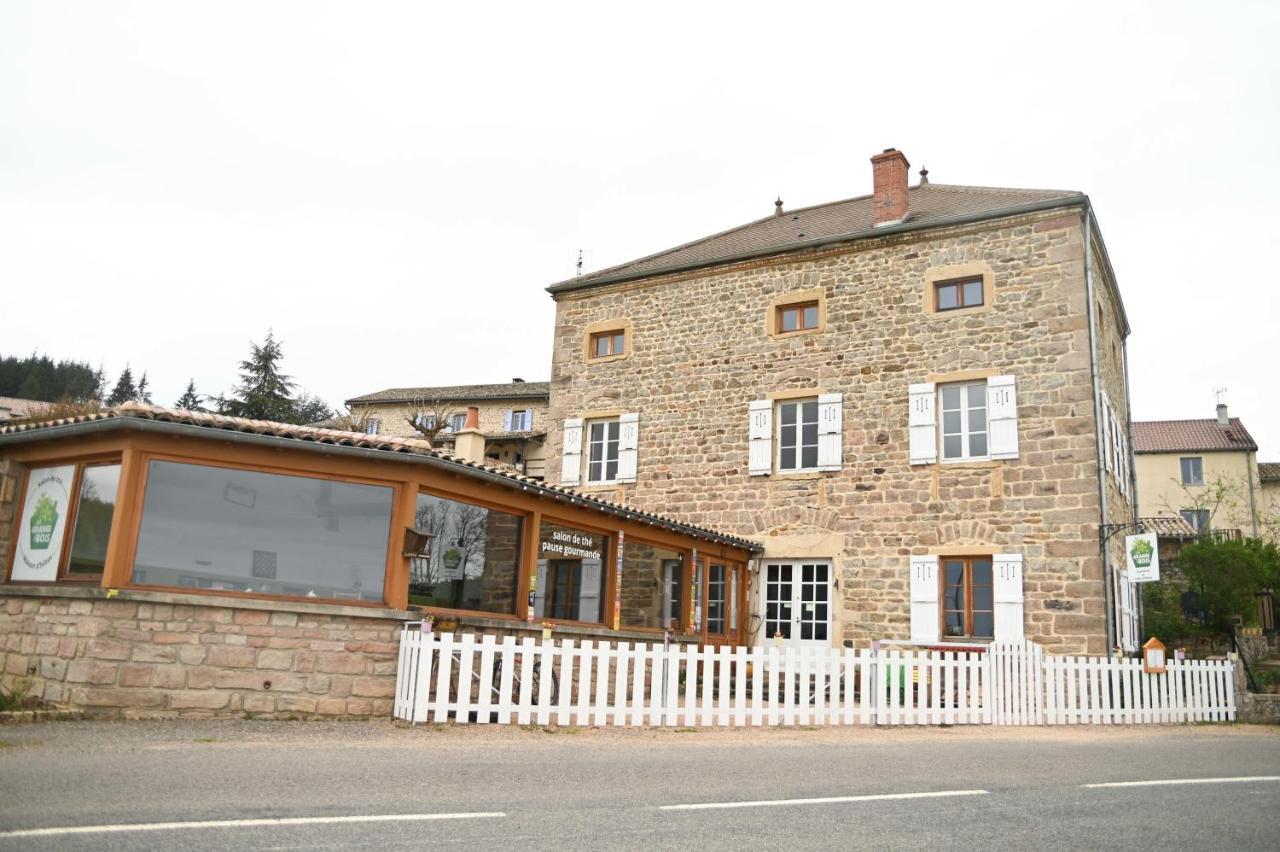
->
1159;471;1279;540
325;405;378;433
403;396;463;446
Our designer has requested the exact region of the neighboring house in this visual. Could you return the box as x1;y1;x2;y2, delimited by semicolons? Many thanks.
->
0;396;43;424
1133;405;1270;540
545;148;1137;655
346;381;550;479
1260;462;1280;536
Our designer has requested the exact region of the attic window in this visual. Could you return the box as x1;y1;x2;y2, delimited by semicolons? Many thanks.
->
777;301;819;333
590;330;626;359
935;277;984;312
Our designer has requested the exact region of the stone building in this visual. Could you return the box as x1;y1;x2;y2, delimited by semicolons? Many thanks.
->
544;148;1138;655
346;380;549;479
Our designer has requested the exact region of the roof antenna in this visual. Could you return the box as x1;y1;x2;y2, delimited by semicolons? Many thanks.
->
775;197;784;217
576;249;583;277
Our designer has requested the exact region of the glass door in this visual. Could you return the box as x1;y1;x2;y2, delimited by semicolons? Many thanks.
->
762;561;831;650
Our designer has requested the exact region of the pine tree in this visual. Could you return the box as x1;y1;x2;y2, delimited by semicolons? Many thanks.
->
136;372;153;404
106;366;138;406
175;379;205;412
218;331;297;422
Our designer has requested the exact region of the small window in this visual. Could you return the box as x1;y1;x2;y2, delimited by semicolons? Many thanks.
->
777;301;820;333
1181;508;1210;533
777;399;819;472
935;277;984;312
364;419;380;435
1180;457;1204;486
509;410;531;431
415;413;435;430
587;418;621;483
942;557;994;639
940;382;989;461
590;330;627;359
447;413;466;433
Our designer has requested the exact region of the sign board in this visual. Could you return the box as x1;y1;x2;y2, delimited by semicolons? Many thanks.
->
11;465;76;582
1142;637;1167;674
1124;533;1160;583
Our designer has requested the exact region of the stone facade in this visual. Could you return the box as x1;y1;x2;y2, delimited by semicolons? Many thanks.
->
0;589;403;719
548;207;1134;654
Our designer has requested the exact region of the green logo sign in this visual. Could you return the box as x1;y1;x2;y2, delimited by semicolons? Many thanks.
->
1129;536;1154;569
28;493;60;551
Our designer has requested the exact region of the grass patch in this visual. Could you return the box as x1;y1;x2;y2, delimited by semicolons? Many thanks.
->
192;737;219;743
674;727;700;733
539;725;579;735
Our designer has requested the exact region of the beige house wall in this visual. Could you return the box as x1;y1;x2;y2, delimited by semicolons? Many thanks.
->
349;398;549;440
1135;449;1262;537
548;207;1133;655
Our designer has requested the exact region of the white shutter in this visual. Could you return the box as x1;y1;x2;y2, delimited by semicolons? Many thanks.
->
908;383;937;465
503;410;513;431
986;375;1018;460
560;418;583;485
817;392;843;471
909;555;940;644
993;553;1025;642
524;409;534;430
748;400;773;476
616;412;639;483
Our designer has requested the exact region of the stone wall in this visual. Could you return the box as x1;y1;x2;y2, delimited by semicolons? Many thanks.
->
549;208;1132;654
0;589;404;719
351;399;550;440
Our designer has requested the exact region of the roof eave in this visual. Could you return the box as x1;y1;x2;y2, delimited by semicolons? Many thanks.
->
547;195;1088;295
0;417;760;553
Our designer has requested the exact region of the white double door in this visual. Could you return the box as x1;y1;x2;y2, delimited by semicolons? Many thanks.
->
761;561;832;650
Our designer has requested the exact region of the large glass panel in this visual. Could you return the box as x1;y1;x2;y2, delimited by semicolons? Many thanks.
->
937;283;958;310
588;421;620;483
619;539;682;630
707;563;727;634
65;464;121;576
802;304;819;328
962;279;983;306
535;521;608;622
409;493;523;615
132;461;392;602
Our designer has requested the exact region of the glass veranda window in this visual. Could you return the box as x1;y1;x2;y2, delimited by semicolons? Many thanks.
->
777;400;819;471
131;460;393;603
587;419;620;483
619;539;683;630
535;521;608;622
64;463;122;578
410;493;523;615
940;383;988;460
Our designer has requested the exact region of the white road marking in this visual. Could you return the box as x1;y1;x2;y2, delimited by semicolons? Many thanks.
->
1083;776;1280;789
0;812;507;839
659;789;989;811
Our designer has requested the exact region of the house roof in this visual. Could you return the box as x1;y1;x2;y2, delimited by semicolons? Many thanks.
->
1132;418;1258;453
1260;462;1280;483
0;403;760;553
346;381;549;406
549;182;1084;293
435;430;547;443
1139;516;1199;539
0;396;44;421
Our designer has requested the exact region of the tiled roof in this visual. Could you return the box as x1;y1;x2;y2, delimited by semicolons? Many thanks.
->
436;430;547;443
1260;462;1280;483
0;403;758;552
1140;516;1199;539
1132;418;1258;453
346;382;549;406
550;182;1083;291
0;396;44;421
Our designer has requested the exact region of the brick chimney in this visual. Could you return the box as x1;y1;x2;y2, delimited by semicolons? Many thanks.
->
871;148;911;227
453;406;486;463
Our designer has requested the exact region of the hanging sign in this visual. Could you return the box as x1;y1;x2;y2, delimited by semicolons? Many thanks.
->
1124;533;1160;583
11;465;76;582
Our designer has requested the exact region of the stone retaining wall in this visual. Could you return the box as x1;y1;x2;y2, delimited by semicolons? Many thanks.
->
0;589;405;719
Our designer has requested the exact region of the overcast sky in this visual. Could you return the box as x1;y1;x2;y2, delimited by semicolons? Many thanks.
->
2;1;1277;454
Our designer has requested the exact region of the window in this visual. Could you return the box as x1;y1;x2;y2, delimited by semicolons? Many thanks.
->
1181;509;1211;533
619;540;683;629
9;461;122;583
777;399;819;471
508;409;532;431
777;301;819;333
409;493;523;615
130;460;393;603
590;330;626;359
415;413;436;430
364;419;380;436
706;563;728;635
1180;457;1204;486
935;277;983;312
447;413;466;433
535;521;608;622
940;382;988;461
942;557;994;639
587;419;620;483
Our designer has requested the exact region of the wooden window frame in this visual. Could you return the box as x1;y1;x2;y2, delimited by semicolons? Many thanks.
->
776;300;820;334
776;398;820;473
934;276;984;313
589;329;627;360
4;454;123;585
940;556;994;640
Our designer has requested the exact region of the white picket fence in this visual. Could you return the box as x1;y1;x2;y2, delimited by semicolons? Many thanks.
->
393;630;1235;727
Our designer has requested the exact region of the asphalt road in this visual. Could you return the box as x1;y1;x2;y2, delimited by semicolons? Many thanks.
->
0;721;1277;851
